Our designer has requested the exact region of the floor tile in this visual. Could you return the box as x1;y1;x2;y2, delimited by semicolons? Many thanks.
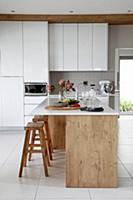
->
0;182;37;200
36;186;90;199
118;163;130;177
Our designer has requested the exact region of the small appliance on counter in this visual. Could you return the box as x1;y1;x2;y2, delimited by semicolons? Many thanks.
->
24;82;48;96
99;80;114;95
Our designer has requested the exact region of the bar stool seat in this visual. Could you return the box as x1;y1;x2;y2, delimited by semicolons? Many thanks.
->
32;115;53;161
18;122;49;177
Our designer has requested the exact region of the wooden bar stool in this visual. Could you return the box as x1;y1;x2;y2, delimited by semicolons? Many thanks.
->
19;122;49;177
32;115;53;161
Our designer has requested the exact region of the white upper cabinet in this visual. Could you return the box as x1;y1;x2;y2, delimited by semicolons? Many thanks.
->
0;79;2;127
92;23;108;71
63;24;78;71
78;24;93;70
49;24;63;71
0;22;23;76
23;22;48;82
0;77;24;127
49;23;108;71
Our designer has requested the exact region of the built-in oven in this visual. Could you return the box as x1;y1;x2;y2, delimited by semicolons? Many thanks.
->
24;82;47;96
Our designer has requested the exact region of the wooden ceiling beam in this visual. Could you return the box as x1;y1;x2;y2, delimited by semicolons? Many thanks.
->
0;14;133;25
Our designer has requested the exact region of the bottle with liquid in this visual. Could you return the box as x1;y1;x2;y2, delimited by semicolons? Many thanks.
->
88;84;96;108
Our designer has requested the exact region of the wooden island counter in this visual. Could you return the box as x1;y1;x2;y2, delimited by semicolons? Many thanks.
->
32;96;118;188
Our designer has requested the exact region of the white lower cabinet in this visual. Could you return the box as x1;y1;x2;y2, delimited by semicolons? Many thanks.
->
0;77;24;127
24;96;46;125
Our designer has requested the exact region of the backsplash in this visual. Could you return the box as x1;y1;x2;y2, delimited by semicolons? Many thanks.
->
50;71;114;93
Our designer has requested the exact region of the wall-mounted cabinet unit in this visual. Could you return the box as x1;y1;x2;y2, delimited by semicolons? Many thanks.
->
49;23;108;72
92;23;108;71
23;22;48;82
78;23;93;70
0;22;23;76
49;24;64;71
0;77;24;127
63;24;78;71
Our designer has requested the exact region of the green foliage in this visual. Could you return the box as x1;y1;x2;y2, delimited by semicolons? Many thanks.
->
120;99;133;112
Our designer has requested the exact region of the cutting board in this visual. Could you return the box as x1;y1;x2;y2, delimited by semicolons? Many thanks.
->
45;106;80;110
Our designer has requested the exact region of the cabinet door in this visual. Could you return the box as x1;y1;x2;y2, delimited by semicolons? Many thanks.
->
78;24;93;71
23;22;48;82
0;79;2;126
1;77;24;127
64;24;78;71
49;24;63;71
0;22;23;76
93;23;108;71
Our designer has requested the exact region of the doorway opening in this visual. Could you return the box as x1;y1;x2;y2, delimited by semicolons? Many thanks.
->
115;48;133;115
120;57;133;114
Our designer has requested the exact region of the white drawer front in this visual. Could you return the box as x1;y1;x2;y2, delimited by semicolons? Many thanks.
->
24;96;46;104
24;104;37;115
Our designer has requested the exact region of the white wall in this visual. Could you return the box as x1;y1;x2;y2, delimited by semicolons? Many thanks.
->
109;25;133;70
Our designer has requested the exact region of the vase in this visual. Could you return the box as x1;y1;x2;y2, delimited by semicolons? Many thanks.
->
58;88;64;100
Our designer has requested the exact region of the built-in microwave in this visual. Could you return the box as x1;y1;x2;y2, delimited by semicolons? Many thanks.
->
24;82;47;96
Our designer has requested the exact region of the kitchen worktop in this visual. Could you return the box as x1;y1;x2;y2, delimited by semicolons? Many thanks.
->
31;96;118;116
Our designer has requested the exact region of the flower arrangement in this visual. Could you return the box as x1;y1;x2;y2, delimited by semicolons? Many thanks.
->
47;79;75;99
59;79;75;98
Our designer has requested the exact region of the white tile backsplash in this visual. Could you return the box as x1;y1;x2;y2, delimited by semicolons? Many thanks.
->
50;71;114;93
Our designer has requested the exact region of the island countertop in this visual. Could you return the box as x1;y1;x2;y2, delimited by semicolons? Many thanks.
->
31;96;118;116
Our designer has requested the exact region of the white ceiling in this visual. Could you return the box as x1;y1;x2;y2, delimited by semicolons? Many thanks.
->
0;0;133;14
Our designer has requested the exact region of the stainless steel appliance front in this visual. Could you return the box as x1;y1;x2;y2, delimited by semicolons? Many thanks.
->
24;82;47;96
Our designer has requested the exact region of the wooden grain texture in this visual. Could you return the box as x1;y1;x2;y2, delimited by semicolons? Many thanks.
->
48;116;66;149
45;106;80;110
66;115;118;188
0;14;133;24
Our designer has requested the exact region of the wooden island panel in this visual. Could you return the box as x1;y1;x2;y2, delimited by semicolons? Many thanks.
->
48;116;66;149
66;115;118;188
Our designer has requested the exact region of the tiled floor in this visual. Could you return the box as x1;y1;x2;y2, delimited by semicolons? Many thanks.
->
0;116;133;200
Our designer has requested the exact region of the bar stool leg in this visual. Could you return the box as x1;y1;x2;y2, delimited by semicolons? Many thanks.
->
18;130;30;177
41;128;50;167
45;121;53;160
39;128;49;177
28;130;36;161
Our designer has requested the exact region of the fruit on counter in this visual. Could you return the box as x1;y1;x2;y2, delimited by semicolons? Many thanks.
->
58;98;79;105
70;103;80;108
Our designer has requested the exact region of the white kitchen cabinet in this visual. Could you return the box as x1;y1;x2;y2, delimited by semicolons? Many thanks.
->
24;96;46;125
0;79;2;126
49;24;64;71
92;23;108;71
0;22;23;76
0;77;24;127
78;24;93;71
49;23;108;72
23;22;48;82
64;24;78;71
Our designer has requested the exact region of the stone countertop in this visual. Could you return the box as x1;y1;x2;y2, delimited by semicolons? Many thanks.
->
31;96;119;116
